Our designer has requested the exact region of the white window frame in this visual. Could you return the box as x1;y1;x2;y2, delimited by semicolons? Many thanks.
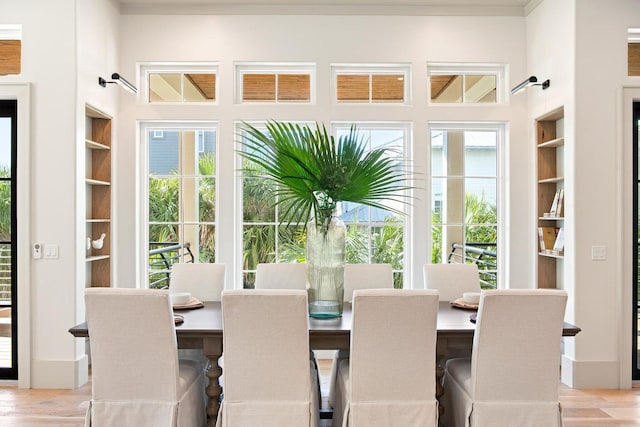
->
427;62;507;105
139;62;219;105
332;122;412;288
234;62;316;104
331;63;412;105
427;121;506;289
139;120;219;288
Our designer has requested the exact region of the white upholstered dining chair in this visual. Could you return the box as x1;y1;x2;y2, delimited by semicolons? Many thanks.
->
170;262;226;370
331;288;440;427
84;288;206;427
216;289;319;427
343;263;394;302
169;262;226;302
254;262;308;289
441;289;568;427
328;263;394;408
423;263;481;302
253;262;321;404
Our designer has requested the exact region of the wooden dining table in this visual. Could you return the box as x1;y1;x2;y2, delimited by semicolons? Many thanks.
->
69;301;580;427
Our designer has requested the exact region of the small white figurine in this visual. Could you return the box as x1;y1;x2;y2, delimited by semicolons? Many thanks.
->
92;233;106;250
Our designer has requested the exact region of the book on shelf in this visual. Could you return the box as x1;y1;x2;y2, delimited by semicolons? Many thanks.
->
548;190;560;216
544;188;564;218
538;226;558;252
553;227;565;253
555;189;564;217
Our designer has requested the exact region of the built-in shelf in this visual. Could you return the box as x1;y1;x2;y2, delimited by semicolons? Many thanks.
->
537;137;564;148
86;255;110;262
85;139;110;150
538;177;564;184
536;106;565;290
86;178;110;186
85;105;112;288
538;251;564;259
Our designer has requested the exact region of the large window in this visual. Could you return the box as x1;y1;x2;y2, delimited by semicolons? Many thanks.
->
239;122;409;288
430;125;500;288
144;124;217;288
336;123;410;287
239;122;308;287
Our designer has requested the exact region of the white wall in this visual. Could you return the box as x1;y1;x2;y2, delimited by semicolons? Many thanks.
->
528;0;640;388
0;0;119;388
75;0;120;385
116;13;530;292
573;0;640;389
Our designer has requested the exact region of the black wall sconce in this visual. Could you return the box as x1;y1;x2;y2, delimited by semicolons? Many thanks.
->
511;75;550;95
98;73;137;94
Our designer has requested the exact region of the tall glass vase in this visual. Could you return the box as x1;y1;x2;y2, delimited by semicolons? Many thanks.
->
306;214;346;318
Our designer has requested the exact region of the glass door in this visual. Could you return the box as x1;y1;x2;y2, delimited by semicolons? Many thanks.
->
0;100;17;379
634;101;639;381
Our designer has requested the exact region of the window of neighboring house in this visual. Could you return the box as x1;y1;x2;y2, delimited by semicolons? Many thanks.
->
333;64;410;103
430;124;502;289
142;63;218;103
235;63;314;103
629;28;640;76
428;63;504;104
144;124;217;288
238;121;410;288
0;25;21;76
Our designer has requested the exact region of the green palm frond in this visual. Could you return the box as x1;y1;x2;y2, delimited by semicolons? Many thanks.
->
237;120;414;230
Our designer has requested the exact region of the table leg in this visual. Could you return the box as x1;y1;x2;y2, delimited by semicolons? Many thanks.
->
203;339;223;427
436;362;445;427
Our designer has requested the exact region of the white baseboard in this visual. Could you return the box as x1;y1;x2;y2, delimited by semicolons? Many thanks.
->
561;356;619;389
31;356;89;389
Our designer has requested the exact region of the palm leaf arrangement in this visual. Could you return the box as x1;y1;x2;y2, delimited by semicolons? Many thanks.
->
238;120;413;235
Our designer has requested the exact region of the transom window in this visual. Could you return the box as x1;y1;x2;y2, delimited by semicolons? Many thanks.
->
141;63;218;103
629;28;640;76
428;63;505;104
333;64;411;104
235;63;315;103
0;25;21;76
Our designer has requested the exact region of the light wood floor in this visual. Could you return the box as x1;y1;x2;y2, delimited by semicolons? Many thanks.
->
0;360;639;426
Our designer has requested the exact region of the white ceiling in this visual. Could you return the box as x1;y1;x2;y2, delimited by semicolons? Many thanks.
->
119;0;529;4
118;0;537;16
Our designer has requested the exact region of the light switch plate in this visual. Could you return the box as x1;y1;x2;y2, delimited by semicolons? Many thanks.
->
591;245;606;261
44;244;59;259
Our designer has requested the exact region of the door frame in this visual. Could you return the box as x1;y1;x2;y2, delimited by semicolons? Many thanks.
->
632;97;639;381
622;87;640;387
0;84;30;387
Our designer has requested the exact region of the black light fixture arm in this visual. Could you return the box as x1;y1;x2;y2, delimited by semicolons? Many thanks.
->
511;75;550;95
98;72;137;94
